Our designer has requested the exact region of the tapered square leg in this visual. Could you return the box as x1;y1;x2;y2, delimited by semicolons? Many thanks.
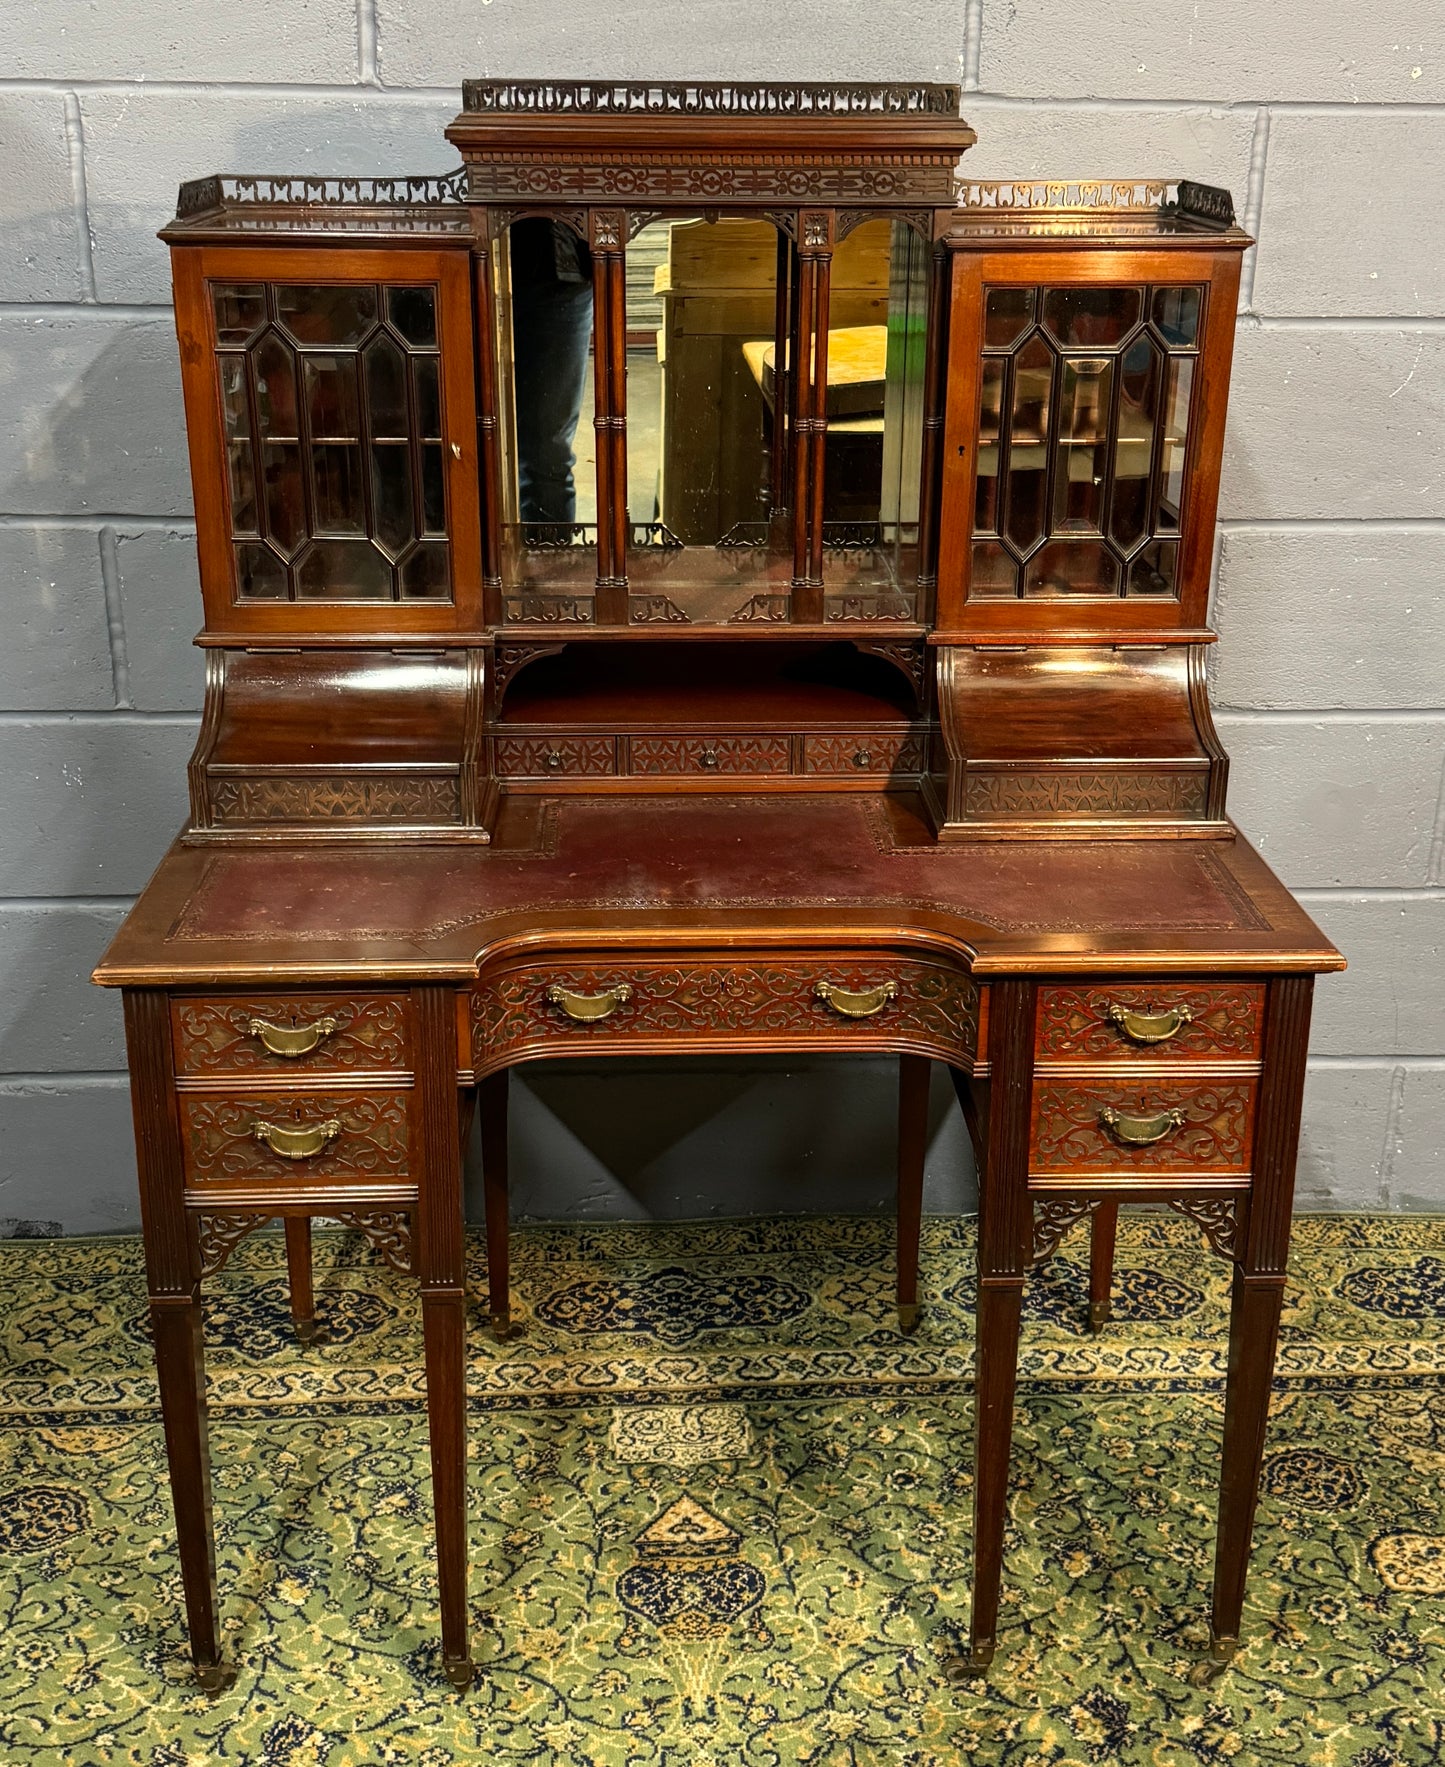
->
897;1055;929;1333
966;1275;1025;1669
422;1289;472;1689
479;1068;511;1342
283;1216;318;1343
1088;1200;1118;1333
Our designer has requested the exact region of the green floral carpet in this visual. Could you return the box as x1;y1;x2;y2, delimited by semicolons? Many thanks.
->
2;1213;1443;1766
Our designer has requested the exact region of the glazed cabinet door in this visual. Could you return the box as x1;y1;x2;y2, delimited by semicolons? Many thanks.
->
935;245;1241;638
172;243;482;636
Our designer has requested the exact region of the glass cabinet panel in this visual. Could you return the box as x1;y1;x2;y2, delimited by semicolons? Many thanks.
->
969;281;1203;600
211;280;451;602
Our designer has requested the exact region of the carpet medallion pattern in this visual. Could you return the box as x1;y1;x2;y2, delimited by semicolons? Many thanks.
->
0;1214;1442;1764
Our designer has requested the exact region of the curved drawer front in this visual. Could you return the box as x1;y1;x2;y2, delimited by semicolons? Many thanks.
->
1035;982;1265;1065
471;956;980;1069
1030;1077;1256;1175
179;1089;411;1191
172;993;411;1078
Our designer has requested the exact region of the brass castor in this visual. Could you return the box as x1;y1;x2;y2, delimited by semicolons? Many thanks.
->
490;1310;518;1344
443;1655;475;1692
295;1318;321;1345
942;1640;994;1684
1088;1299;1111;1333
1189;1633;1238;1687
195;1659;237;1694
898;1302;921;1335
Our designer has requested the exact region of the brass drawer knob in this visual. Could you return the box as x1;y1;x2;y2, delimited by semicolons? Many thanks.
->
251;1118;342;1160
545;982;634;1023
1099;1105;1186;1147
544;748;565;771
698;745;719;770
814;979;899;1019
852;748;873;770
1106;1003;1193;1045
246;1015;339;1058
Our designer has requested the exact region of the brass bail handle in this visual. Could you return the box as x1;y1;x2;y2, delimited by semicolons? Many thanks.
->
545;983;634;1023
251;1118;343;1160
814;979;899;1020
1107;1003;1194;1046
246;1015;340;1058
1099;1105;1187;1147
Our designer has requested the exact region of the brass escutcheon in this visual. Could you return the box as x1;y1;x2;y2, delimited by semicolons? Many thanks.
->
246;1015;339;1058
545;982;634;1023
1099;1105;1186;1147
251;1118;342;1160
814;979;899;1019
1106;1002;1194;1045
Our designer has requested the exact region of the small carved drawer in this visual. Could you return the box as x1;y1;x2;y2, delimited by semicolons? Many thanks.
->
1035;982;1266;1065
178;1090;412;1192
172;993;411;1079
630;736;792;776
471;955;981;1070
1029;1076;1256;1176
494;735;616;779
802;733;929;776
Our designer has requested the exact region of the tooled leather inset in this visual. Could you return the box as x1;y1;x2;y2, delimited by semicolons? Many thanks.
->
173;996;410;1075
472;961;981;1061
1035;984;1265;1062
181;1095;410;1181
209;775;461;824
1030;1080;1254;1172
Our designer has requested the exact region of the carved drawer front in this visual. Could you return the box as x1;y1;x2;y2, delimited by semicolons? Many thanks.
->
494;735;616;778
1029;1077;1256;1176
179;1090;411;1191
802;733;929;776
629;736;792;776
172;993;411;1078
472;956;981;1069
1035;982;1266;1065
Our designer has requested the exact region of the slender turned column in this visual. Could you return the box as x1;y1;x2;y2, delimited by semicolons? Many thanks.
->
1088;1201;1119;1332
589;209;628;622
950;977;1036;1676
283;1217;317;1343
412;984;472;1691
478;1067;511;1341
897;1055;930;1333
1201;974;1314;1680
791;209;833;620
123;989;233;1692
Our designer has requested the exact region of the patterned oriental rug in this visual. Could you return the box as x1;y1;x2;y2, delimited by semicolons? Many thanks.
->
1;1213;1443;1766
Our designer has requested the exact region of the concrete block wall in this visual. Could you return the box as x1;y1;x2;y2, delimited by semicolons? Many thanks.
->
1;2;1441;1231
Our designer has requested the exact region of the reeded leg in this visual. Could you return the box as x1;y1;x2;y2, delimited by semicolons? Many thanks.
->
1088;1200;1118;1333
479;1068;511;1342
283;1216;318;1344
897;1055;929;1333
1193;1270;1286;1683
152;1293;234;1691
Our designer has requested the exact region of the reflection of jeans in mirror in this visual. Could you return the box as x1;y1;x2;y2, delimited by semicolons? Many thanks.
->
509;220;594;529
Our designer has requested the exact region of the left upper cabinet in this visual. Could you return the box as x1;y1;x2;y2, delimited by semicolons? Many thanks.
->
164;177;483;637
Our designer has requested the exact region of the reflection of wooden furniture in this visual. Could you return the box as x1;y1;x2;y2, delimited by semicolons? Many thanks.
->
656;219;891;542
94;84;1342;1702
744;324;887;520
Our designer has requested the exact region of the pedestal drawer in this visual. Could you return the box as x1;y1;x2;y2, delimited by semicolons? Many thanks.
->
179;1089;411;1192
1035;982;1266;1065
1029;1076;1256;1175
172;993;411;1078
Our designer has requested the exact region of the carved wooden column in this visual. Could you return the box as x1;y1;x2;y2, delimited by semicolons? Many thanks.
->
791;207;834;622
589;208;628;622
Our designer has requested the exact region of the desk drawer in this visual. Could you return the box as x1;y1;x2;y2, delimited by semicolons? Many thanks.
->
802;733;929;776
179;1089;411;1191
1035;982;1265;1065
494;735;616;778
172;993;411;1079
630;736;792;776
1030;1076;1255;1175
471;955;980;1070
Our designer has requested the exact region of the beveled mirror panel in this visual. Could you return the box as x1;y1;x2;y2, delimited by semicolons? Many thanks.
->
211;280;451;603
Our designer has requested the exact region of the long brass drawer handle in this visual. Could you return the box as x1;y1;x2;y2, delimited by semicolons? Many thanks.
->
251;1118;342;1160
1106;1003;1193;1045
545;983;634;1023
814;979;899;1019
1099;1105;1186;1147
246;1015;339;1058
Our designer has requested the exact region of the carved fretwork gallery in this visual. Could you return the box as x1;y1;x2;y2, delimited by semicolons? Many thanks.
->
93;80;1342;1697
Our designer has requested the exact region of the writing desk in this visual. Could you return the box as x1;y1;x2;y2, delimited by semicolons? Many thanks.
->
95;792;1341;1689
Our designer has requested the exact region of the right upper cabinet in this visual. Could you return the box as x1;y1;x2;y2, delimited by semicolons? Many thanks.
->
936;182;1250;637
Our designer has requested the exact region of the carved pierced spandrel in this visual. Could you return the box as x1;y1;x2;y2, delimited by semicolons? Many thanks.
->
492;643;566;699
179;1094;410;1185
330;1211;414;1276
1168;1195;1242;1263
1029;1079;1255;1175
1031;1198;1100;1266
472;958;981;1067
1036;983;1266;1064
195;1212;267;1279
172;995;410;1077
856;640;928;702
209;775;462;827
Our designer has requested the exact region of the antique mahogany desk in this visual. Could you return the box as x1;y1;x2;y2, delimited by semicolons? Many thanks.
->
93;81;1343;1695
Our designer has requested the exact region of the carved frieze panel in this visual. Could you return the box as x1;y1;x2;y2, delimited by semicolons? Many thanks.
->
172;994;411;1077
180;1093;410;1184
1029;1079;1255;1174
1035;983;1266;1063
962;770;1209;820
209;775;462;826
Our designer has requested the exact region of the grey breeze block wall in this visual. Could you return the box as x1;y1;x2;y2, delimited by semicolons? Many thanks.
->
1;1;1443;1234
